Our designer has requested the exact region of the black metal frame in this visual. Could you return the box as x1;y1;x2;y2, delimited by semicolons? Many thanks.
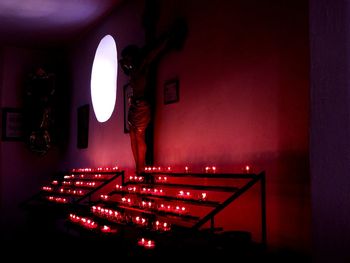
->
20;170;124;208
73;171;124;204
118;171;267;245
57;170;123;205
62;170;267;251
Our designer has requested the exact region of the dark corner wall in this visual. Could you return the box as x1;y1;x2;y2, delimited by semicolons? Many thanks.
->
310;0;350;262
0;46;68;240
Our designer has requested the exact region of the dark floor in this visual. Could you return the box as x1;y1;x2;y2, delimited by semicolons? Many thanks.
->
2;205;310;261
2;221;311;262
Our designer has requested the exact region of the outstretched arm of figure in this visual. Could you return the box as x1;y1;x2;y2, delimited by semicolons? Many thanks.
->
138;36;171;70
140;18;188;69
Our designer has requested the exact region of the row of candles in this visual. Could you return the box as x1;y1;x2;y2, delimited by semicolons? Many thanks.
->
114;185;208;201
70;213;155;248
51;179;101;187
117;196;188;215
91;205;171;231
46;196;68;203
61;180;98;188
46;170;114;193
70;213;156;248
43;179;99;199
138;238;155;249
128;175;168;183
115;185;164;195
50;164;251;190
69;214;117;233
177;190;207;200
59;188;84;196
143;166;216;173
69;213;157;248
63;173;111;180
143;165;251;173
102;194;188;215
42;186;53;192
42;186;85;196
71;166;119;173
69;164;252;174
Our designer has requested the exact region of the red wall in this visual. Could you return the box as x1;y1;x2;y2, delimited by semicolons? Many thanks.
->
154;0;310;252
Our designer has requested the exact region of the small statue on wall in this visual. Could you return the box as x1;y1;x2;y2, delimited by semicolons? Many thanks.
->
24;67;56;155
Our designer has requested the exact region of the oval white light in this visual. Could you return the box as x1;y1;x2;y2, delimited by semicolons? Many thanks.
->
91;35;118;122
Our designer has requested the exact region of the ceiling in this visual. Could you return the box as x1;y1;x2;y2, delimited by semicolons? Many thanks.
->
0;0;124;48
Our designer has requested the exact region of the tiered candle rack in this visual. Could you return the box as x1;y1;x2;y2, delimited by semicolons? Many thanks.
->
21;167;124;209
40;167;123;205
66;170;266;252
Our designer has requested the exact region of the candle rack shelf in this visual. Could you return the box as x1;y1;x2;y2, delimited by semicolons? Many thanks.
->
65;170;266;254
45;168;122;205
20;168;124;216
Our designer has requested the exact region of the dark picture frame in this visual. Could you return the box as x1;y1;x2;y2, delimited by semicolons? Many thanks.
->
164;78;179;104
77;104;89;149
124;84;133;133
1;107;24;141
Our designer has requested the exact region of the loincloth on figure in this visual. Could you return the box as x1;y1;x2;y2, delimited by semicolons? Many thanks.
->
128;99;151;133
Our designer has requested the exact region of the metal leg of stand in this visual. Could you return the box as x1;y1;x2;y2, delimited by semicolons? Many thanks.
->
261;172;267;246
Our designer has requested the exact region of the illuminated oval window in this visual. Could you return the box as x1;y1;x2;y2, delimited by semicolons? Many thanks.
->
91;35;118;122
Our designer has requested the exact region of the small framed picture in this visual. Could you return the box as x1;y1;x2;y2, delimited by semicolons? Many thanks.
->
1;107;24;141
164;78;179;104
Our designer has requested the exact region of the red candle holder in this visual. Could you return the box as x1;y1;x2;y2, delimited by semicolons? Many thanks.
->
121;197;133;206
69;214;79;222
205;166;217;173
153;188;164;195
81;218;98;229
199;192;207;201
115;184;123;191
100;194;109;200
94;174;103;179
134;216;147;226
86;182;96;187
127;186;137;193
177;190;191;199
129;176;144;182
174;205;187;214
101;225;117;233
156;176;168;183
140;201;153;209
138;238;155;249
144;240;155;249
42;186;53;191
48;196;68;203
154;220;171;231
